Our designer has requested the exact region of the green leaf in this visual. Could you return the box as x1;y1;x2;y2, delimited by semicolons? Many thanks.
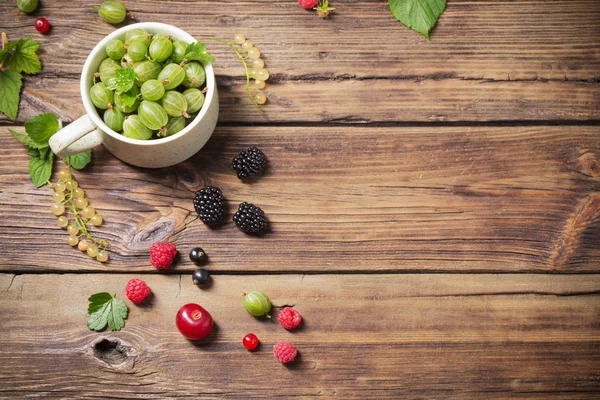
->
388;0;446;39
106;68;136;93
62;150;92;170
27;147;40;157
7;38;42;75
0;70;23;121
24;113;59;145
184;42;214;64
8;129;48;149
87;292;129;332
119;88;137;107
0;41;17;66
28;147;53;187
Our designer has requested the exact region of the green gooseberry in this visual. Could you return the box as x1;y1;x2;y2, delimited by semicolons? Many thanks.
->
127;40;148;62
242;291;272;318
114;85;140;113
105;39;126;61
140;79;165;102
99;58;121;83
17;0;39;13
97;1;127;25
138;100;168;132
161;91;189;118
133;60;161;85
89;82;114;110
183;88;204;114
123;115;153;140
171;40;188;64
182;62;206;88
120;53;134;69
158;63;185;90
165;116;186;137
149;36;173;63
103;108;125;132
125;28;151;46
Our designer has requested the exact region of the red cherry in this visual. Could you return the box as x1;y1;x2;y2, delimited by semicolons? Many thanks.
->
176;303;213;340
34;18;50;34
242;333;259;351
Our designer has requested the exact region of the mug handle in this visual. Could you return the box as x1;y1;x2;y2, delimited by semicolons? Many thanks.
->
49;115;103;156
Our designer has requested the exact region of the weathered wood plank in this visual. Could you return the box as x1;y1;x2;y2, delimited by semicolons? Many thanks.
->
1;125;599;273
0;273;598;399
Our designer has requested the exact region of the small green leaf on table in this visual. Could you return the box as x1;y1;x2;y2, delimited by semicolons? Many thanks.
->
388;0;446;39
0;70;23;121
28;147;53;188
8;129;47;149
24;113;59;145
6;38;42;74
87;292;129;332
62;150;92;170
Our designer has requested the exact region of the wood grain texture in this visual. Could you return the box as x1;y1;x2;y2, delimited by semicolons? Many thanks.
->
1;125;599;273
1;1;599;124
0;273;598;399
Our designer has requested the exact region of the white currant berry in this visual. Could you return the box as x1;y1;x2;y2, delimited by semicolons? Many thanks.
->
66;180;78;191
55;181;67;192
68;235;79;246
57;169;69;181
67;224;79;236
252;58;264;69
82;206;95;219
52;203;65;216
73;188;85;198
254;91;267;105
53;191;65;203
78;240;90;252
253;79;266;89
97;250;109;262
57;216;69;228
90;214;103;226
247;47;260;59
241;40;253;52
256;68;269;81
233;33;245;44
75;197;88;209
87;244;99;258
249;69;258;79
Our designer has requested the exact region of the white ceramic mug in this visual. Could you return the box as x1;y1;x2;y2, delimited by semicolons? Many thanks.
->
49;22;219;168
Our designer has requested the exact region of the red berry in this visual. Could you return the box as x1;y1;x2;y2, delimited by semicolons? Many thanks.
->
298;0;318;9
150;242;177;269
176;303;213;340
125;278;151;304
243;333;259;351
273;341;298;364
34;18;50;34
277;307;302;330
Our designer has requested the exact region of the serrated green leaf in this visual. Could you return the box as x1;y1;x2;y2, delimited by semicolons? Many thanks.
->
0;41;17;66
87;293;129;332
24;113;59;145
7;38;42;74
184;42;214;64
0;70;23;121
27;147;40;157
388;0;446;39
9;128;48;149
88;292;113;314
28;147;53;187
62;150;92;170
106;68;135;94
119;88;137;107
87;302;112;331
107;297;128;331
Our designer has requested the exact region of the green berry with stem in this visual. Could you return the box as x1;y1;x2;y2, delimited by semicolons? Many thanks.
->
149;36;173;62
171;40;188;64
133;60;161;85
127;40;148;62
103;108;125;132
243;291;272;318
120;53;134;69
99;58;121;83
89;82;114;110
158;63;185;90
106;39;126;61
183;88;205;114
97;1;127;25
162;91;190;118
17;0;38;13
123;115;153;140
182;62;206;88
165;116;186;137
138;100;168;133
141;79;165;101
125;28;152;47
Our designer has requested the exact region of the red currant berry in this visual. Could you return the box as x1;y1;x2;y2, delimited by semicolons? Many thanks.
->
243;333;259;351
34;18;50;34
175;303;213;340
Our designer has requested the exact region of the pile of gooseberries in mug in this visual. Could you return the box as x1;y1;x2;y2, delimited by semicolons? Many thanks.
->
90;28;211;139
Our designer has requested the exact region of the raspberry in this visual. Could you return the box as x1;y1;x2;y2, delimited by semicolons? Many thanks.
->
150;242;177;269
299;0;318;9
193;186;226;227
277;307;302;330
125;278;151;304
232;147;267;180
233;202;269;234
273;341;298;364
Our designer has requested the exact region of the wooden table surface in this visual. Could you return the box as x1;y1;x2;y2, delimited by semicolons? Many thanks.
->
1;1;599;398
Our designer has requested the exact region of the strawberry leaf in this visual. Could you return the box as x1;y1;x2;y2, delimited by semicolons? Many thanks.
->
87;292;129;332
388;0;446;39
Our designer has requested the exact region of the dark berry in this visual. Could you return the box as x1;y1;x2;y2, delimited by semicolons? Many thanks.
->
193;186;225;227
189;247;207;265
34;18;51;34
192;269;211;286
232;147;267;180
233;202;268;234
243;333;259;351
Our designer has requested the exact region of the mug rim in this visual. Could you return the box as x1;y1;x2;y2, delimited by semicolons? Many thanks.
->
80;22;216;147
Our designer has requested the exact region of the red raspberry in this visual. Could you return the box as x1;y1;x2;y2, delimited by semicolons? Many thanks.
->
125;278;151;304
298;0;318;9
277;307;302;330
150;242;177;269
273;341;298;364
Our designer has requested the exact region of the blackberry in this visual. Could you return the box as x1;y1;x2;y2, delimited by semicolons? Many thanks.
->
193;186;225;227
232;147;267;180
233;202;269;234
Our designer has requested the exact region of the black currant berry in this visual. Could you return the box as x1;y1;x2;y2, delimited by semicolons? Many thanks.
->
189;247;208;265
192;269;211;287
